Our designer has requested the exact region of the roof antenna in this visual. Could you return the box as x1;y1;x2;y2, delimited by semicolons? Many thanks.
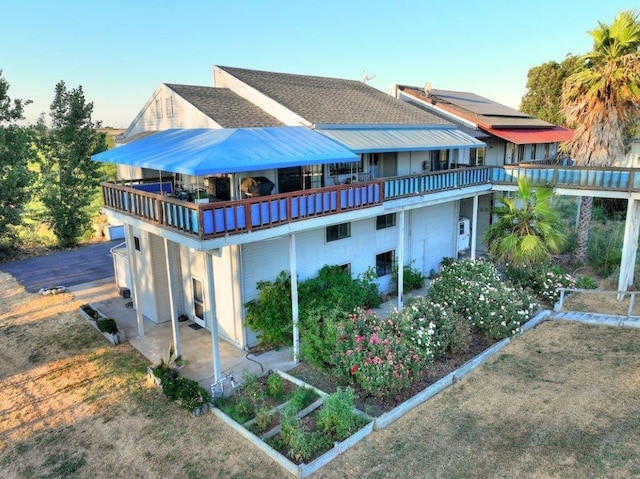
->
362;71;376;84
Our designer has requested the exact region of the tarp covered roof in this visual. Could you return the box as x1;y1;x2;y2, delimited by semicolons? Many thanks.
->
92;127;359;176
316;127;485;153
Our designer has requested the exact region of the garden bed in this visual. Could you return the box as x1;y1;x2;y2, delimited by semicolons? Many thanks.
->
211;370;375;475
78;304;125;345
288;331;495;417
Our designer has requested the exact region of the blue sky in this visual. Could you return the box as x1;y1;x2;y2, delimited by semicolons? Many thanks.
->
1;0;634;127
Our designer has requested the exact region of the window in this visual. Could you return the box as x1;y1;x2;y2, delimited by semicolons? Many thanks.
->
134;236;140;251
165;97;174;118
430;149;448;171
192;278;204;320
328;158;363;176
470;147;485;166
339;263;351;276
376;250;394;277
326;223;351;242
376;213;396;230
155;99;163;119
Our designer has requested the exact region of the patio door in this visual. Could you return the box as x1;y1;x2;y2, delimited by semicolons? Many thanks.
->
191;277;206;328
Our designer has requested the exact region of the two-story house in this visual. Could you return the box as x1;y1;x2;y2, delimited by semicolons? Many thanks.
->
94;66;490;378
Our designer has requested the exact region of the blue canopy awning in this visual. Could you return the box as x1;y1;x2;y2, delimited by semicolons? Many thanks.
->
92;127;359;176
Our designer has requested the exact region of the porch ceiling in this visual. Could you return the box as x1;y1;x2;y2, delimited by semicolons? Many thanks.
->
92;127;359;176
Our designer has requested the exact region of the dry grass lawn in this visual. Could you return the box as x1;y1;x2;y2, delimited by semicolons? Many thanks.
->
2;271;640;478
316;320;640;478
0;272;283;479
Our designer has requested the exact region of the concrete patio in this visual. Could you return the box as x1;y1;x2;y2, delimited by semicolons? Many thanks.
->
68;277;429;391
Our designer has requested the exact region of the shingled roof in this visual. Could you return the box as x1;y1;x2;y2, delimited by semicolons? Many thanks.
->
398;85;552;129
166;84;283;128
217;66;452;127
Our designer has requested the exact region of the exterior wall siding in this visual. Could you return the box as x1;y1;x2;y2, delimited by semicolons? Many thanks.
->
124;84;221;140
409;202;456;276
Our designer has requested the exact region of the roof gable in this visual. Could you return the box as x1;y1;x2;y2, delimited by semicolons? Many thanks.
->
217;66;452;127
166;84;282;128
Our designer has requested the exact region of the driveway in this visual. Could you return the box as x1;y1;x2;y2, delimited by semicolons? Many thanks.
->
0;239;123;293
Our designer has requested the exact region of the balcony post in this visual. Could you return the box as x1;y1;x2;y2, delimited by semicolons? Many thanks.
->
289;233;300;363
164;238;181;357
617;198;640;296
396;210;405;311
125;224;145;338
471;195;479;259
205;252;222;382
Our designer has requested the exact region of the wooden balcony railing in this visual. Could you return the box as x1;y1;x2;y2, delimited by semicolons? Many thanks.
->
102;164;640;242
383;167;491;199
101;180;384;240
493;164;640;192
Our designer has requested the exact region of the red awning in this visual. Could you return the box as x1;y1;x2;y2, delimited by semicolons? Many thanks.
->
482;126;574;144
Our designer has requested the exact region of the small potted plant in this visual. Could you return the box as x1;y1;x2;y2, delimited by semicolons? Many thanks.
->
192;189;209;204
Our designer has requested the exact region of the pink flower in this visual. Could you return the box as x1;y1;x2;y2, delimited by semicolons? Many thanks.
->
369;333;381;345
346;349;353;356
355;335;365;343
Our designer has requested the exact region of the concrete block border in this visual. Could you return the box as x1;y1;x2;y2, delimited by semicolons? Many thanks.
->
211;310;552;477
78;304;126;345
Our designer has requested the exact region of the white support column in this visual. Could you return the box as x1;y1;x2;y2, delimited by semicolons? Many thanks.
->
205;252;221;382
163;238;181;358
471;195;479;259
289;234;300;363
125;224;144;338
397;210;405;311
617;198;640;295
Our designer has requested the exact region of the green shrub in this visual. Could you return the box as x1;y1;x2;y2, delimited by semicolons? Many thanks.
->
505;263;575;304
401;296;467;358
221;396;255;424
278;403;331;462
299;265;381;314
96;318;118;334
289;386;318;411
575;275;598;289
428;259;536;340
588;222;624;275
300;306;344;369
317;388;364;441
334;308;427;398
244;271;293;347
392;261;426;292
266;372;285;400
246;265;381;348
155;373;210;413
253;406;272;433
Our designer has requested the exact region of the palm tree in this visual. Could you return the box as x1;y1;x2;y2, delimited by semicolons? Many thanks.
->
562;10;640;264
485;177;566;266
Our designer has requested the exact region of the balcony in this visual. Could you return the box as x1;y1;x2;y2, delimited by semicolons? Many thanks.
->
102;180;384;240
101;164;640;242
493;164;640;192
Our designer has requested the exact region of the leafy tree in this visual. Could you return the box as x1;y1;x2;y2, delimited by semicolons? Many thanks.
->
0;70;35;241
561;10;640;263
520;55;581;126
35;81;107;247
484;177;566;266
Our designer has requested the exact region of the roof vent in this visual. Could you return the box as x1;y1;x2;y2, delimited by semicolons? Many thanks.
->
424;82;432;96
